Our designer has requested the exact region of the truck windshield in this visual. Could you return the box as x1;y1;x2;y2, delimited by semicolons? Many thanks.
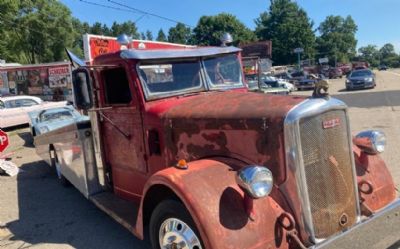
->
203;54;243;90
138;60;205;100
138;53;244;100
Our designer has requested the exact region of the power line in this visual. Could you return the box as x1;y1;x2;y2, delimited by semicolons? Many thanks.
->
107;0;194;28
76;0;139;14
76;0;148;24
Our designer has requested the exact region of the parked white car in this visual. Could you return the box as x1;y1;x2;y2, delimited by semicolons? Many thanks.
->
264;76;296;92
0;95;67;129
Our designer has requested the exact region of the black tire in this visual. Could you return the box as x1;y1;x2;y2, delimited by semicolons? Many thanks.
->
50;148;70;187
149;200;203;249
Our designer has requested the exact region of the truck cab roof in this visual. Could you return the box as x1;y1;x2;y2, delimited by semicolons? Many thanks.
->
96;46;241;61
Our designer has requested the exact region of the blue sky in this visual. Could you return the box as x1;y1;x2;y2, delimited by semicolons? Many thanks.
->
60;0;400;52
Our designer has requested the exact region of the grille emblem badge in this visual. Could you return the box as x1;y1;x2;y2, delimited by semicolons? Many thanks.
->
339;213;349;227
323;118;340;129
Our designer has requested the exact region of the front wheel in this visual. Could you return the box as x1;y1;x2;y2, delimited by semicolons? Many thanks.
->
150;200;203;249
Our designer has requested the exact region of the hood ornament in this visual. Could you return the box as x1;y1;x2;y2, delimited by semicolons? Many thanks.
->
311;75;329;98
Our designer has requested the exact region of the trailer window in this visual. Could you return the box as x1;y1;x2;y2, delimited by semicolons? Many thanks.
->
102;68;132;104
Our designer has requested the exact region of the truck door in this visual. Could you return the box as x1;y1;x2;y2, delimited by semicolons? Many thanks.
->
98;66;147;201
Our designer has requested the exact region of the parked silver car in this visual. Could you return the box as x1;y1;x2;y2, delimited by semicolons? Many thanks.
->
346;69;376;90
29;106;89;137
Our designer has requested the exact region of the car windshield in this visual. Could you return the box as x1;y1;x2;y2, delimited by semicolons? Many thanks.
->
203;54;243;89
41;111;74;122
139;53;244;100
351;70;372;77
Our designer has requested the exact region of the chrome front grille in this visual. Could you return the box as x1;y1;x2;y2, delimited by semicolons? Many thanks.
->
299;110;357;238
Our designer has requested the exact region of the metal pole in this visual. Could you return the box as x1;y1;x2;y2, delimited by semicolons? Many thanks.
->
297;52;301;70
257;59;262;90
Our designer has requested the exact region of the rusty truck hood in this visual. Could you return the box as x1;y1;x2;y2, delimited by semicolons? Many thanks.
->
147;91;306;184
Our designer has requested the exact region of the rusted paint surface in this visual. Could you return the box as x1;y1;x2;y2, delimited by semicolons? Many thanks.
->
137;158;291;249
353;145;396;212
146;91;305;185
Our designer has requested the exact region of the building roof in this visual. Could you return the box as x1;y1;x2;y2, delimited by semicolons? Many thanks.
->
120;46;241;60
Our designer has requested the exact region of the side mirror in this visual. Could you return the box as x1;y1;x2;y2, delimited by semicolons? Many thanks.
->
72;68;93;110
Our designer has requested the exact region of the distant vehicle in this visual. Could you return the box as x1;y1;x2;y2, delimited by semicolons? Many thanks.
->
379;65;388;71
0;95;67;129
264;76;296;92
274;71;296;83
352;61;369;70
346;69;376;90
29;106;89;137
327;67;343;79
337;64;352;76
246;75;290;95
291;71;318;90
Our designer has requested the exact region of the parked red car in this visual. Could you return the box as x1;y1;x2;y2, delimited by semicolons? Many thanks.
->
327;67;343;79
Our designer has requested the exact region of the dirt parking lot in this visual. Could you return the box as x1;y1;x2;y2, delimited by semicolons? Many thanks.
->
0;70;399;249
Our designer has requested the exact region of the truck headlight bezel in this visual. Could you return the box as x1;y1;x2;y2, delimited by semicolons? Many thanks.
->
236;166;274;199
354;130;386;154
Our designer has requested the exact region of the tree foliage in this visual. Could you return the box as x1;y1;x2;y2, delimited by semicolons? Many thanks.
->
255;0;316;65
146;30;153;41
192;13;255;46
316;15;358;64
358;43;400;68
168;23;192;44
110;21;139;38
0;0;75;64
358;45;380;67
156;29;167;42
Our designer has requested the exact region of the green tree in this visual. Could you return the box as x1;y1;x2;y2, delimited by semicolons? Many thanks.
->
0;0;76;63
193;13;255;46
111;21;140;39
156;29;167;42
146;30;153;41
316;15;358;65
0;1;19;62
168;23;192;44
255;0;316;65
90;22;104;35
140;32;146;40
379;43;400;67
358;45;380;67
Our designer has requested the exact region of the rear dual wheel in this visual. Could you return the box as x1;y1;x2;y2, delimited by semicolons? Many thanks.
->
150;200;203;249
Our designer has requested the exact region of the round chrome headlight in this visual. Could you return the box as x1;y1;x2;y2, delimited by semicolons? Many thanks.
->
354;130;386;154
236;166;273;199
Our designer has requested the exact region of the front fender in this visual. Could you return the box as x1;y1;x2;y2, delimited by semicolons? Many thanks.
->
136;159;289;249
353;146;397;212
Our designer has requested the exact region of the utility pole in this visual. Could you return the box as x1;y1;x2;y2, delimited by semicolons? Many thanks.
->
294;48;304;70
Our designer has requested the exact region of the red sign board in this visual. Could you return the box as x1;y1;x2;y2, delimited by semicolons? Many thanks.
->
84;34;195;62
0;130;9;152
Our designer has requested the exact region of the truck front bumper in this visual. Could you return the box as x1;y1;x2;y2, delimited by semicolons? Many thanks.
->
315;198;400;249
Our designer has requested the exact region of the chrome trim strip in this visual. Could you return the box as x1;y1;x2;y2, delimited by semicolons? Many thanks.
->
284;97;361;244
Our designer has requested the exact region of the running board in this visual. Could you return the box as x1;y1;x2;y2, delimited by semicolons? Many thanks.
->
90;192;138;233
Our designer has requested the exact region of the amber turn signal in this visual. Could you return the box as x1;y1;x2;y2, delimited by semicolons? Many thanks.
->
175;159;188;169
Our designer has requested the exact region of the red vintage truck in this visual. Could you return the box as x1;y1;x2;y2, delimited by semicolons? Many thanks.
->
33;42;400;249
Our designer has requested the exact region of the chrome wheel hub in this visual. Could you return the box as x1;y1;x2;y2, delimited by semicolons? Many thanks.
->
159;218;202;249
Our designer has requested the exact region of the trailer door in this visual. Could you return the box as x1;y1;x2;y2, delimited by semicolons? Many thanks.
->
98;66;147;201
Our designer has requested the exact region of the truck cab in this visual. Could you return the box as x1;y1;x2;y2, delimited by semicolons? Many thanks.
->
33;44;400;249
